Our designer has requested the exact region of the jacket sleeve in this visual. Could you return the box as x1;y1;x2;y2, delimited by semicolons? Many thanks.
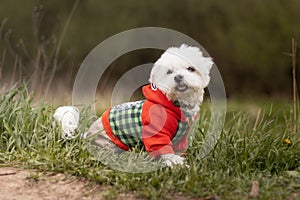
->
141;103;178;158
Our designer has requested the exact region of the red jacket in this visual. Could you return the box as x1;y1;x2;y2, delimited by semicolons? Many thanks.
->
102;84;192;157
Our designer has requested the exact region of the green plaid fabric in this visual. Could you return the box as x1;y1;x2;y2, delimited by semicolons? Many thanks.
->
172;121;189;143
109;101;145;148
108;100;189;149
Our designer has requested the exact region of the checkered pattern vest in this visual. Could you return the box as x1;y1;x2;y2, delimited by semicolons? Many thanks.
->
108;100;189;149
102;84;197;157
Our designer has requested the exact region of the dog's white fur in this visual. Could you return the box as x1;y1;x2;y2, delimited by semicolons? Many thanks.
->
150;44;213;116
54;44;213;167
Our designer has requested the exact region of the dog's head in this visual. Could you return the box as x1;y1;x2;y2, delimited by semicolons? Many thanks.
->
149;44;213;114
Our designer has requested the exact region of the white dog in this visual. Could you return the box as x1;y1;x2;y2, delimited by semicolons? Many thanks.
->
54;44;213;167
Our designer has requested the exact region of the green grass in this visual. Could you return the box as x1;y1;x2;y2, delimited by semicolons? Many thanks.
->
1;85;300;200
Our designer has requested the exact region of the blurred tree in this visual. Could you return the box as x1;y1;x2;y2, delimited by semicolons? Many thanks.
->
0;0;299;98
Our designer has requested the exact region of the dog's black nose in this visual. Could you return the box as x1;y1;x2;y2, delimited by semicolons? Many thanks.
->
174;75;184;83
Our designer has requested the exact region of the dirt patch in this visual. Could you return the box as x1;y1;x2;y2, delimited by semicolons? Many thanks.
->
0;167;218;200
0;167;142;200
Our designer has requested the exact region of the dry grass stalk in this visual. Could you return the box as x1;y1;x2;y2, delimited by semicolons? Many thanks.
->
291;38;298;133
45;0;80;97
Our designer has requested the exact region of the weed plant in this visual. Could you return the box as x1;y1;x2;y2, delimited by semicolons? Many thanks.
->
0;85;300;199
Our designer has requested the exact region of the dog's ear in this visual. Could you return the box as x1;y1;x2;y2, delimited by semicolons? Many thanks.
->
196;58;213;89
149;64;158;84
201;57;214;74
194;57;213;88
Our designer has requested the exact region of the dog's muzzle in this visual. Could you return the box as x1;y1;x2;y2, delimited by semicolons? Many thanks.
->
174;75;188;92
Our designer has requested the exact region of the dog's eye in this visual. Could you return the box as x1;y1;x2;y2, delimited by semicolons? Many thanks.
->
187;66;196;72
167;69;173;74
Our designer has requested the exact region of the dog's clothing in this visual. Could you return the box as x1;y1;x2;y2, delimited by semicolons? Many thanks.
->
101;84;194;157
55;44;212;168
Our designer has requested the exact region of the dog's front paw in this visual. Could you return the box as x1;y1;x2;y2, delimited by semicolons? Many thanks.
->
160;154;186;168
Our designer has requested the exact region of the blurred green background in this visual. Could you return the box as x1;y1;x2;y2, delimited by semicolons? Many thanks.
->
0;0;299;102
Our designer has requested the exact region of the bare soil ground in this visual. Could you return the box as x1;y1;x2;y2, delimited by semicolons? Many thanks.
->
0;167;203;200
0;167;143;200
2;167;299;200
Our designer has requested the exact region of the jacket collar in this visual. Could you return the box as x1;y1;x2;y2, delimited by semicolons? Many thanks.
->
142;84;189;122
